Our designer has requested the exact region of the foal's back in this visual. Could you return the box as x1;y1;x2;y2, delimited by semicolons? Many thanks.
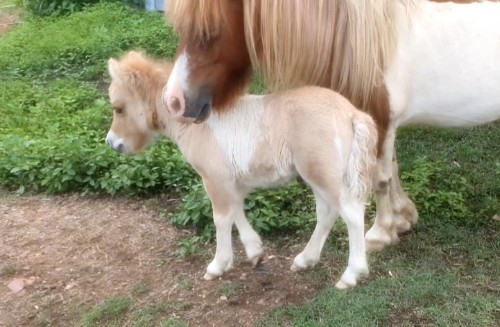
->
209;86;376;194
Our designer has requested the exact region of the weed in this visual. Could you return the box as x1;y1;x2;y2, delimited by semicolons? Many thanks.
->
218;282;241;299
179;278;194;291
160;318;189;327
0;263;16;277
131;302;168;327
131;282;150;298
81;297;133;327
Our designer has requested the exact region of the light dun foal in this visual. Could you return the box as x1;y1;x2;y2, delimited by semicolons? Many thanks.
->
105;52;378;289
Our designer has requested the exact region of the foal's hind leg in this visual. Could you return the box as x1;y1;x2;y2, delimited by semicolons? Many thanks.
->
291;190;338;271
336;200;369;289
291;188;368;289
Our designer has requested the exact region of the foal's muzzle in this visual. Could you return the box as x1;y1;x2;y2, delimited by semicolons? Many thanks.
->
105;131;127;153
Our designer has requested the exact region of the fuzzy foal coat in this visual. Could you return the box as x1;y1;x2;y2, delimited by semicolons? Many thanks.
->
105;52;378;288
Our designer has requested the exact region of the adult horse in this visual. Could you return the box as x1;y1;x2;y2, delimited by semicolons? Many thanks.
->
163;0;500;251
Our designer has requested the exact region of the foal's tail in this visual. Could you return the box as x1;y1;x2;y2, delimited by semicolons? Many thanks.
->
345;112;378;202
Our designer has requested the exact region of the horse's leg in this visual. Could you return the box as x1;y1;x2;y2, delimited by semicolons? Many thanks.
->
336;200;369;289
291;190;338;271
389;157;418;233
232;207;264;266
365;129;400;251
202;179;241;280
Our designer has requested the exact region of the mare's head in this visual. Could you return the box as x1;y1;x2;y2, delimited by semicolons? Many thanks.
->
163;0;252;123
105;51;172;154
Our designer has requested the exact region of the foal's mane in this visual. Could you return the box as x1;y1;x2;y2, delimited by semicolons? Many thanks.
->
244;0;418;110
117;52;173;101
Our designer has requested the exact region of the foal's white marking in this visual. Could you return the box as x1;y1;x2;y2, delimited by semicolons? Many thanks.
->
105;130;124;152
206;95;265;174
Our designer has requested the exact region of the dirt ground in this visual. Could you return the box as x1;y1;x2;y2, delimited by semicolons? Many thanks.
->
0;193;332;326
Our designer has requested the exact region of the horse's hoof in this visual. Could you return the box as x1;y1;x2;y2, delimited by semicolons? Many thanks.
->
203;272;220;280
365;239;387;253
335;279;355;290
394;217;412;234
290;262;307;272
250;253;266;268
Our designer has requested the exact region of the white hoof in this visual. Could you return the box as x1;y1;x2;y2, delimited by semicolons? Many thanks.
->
205;258;233;280
290;253;317;272
335;279;355;290
249;252;266;268
365;224;399;252
203;272;220;280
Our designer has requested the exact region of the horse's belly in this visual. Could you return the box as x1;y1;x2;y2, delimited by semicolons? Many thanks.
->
386;1;500;127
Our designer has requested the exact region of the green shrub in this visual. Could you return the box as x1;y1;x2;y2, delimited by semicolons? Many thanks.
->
401;157;472;223
20;0;145;17
0;2;177;81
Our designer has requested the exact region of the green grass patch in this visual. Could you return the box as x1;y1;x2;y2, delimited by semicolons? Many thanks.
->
81;297;133;327
0;2;177;81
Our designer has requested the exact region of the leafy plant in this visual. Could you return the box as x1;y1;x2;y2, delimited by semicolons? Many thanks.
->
19;0;145;17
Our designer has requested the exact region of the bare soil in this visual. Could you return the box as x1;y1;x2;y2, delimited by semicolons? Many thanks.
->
0;193;330;326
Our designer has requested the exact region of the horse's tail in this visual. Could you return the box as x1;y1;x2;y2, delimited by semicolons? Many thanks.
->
345;112;378;202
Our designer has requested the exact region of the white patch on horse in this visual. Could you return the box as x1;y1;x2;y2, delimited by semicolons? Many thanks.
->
206;95;265;174
167;50;189;93
386;1;500;127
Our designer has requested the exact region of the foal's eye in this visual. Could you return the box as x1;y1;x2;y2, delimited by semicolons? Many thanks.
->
113;107;124;114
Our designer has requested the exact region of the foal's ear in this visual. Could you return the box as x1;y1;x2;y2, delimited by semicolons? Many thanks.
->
108;58;123;84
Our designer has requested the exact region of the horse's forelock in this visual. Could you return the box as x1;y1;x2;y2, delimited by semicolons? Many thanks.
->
167;0;231;42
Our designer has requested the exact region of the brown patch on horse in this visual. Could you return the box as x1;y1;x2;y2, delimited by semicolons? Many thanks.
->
168;0;252;112
368;83;391;158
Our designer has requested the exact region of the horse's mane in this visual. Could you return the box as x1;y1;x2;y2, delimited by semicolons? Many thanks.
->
244;0;417;109
167;0;231;42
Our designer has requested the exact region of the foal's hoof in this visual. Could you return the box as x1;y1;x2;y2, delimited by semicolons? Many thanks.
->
251;255;269;274
250;254;267;268
203;272;220;281
334;280;356;290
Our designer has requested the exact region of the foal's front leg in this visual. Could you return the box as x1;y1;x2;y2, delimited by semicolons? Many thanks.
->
203;179;238;280
202;180;263;280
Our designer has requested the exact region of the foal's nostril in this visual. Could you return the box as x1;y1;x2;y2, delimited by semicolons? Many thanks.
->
117;143;125;153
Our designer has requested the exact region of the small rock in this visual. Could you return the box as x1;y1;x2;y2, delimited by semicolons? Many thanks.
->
220;295;227;301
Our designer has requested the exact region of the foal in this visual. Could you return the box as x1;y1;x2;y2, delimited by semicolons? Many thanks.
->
105;52;378;289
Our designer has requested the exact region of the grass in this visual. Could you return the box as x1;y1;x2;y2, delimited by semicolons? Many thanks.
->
257;123;499;326
259;218;499;326
81;297;133;327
